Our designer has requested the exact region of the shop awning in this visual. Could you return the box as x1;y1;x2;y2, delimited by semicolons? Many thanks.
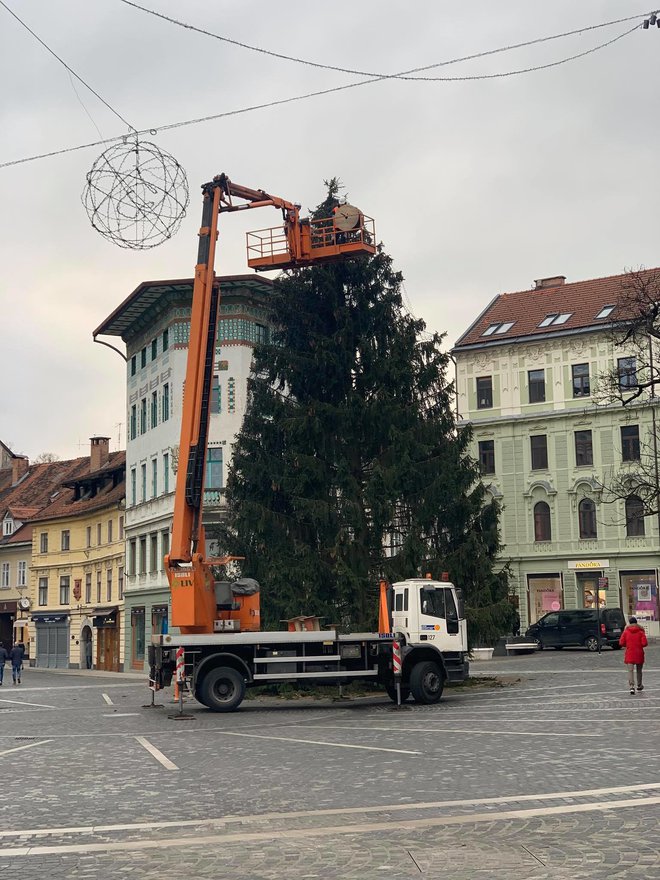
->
92;606;119;627
31;613;69;623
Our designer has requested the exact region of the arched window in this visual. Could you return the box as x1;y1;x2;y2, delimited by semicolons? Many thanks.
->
533;501;551;542
625;495;645;537
578;498;597;539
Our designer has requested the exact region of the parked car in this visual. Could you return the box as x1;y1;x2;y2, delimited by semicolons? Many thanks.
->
525;608;626;651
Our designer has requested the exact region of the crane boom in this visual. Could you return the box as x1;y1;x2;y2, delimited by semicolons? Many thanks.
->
165;174;375;634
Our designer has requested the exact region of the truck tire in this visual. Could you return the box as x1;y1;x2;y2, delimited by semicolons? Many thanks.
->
385;685;410;704
200;666;246;712
409;661;444;704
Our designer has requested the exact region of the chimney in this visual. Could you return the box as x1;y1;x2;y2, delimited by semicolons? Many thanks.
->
90;437;110;472
11;456;29;484
534;276;566;290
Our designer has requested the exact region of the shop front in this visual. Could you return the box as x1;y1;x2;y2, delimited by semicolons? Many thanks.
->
33;613;70;668
0;599;17;650
93;606;121;671
620;571;659;638
527;574;563;624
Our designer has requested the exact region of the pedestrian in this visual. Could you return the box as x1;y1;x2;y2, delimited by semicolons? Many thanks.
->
0;642;8;686
619;617;648;695
9;642;23;686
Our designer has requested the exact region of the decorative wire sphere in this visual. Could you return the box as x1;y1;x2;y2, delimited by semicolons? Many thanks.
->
82;136;189;249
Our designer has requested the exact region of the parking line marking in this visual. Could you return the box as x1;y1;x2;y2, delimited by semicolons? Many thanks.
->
2;794;660;856
0;740;53;758
219;730;421;755
0;781;659;839
134;736;178;771
0;697;56;709
102;713;139;718
292;724;603;738
101;693;113;705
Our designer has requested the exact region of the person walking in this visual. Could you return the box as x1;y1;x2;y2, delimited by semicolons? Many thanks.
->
0;642;8;685
9;642;23;686
619;617;648;695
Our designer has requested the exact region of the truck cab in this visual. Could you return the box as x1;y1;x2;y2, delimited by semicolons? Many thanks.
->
391;578;468;654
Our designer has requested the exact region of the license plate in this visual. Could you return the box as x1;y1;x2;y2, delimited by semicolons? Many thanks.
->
613;628;621;634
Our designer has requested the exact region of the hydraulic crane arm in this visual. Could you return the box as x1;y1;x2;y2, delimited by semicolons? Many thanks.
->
166;174;375;634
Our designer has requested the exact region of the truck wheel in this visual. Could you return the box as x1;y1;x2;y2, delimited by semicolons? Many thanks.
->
385;685;410;703
200;666;246;712
410;661;444;704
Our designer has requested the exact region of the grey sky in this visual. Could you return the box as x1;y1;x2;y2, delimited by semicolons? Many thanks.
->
1;0;658;460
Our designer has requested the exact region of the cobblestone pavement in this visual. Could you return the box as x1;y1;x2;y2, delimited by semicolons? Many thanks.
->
0;646;658;879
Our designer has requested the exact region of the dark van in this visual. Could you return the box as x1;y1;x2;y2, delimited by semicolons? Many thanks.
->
525;608;626;651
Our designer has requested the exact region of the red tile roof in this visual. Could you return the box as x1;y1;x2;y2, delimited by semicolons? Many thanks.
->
453;268;660;349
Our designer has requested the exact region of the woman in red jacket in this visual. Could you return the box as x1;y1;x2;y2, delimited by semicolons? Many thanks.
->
619;617;648;695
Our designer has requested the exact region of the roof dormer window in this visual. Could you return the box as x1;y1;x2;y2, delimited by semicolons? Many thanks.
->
2;517;14;537
595;304;615;319
539;312;572;327
482;321;515;336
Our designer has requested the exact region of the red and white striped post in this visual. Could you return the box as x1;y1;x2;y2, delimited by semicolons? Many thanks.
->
392;636;402;707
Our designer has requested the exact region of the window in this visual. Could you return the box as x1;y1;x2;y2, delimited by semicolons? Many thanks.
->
61;530;70;551
211;375;221;413
38;577;48;605
85;572;92;604
141;463;147;502
119;515;124;540
96;570;102;604
625;495;645;537
150;533;159;572
530;435;548;470
140;347;147;369
131;608;146;665
3;518;13;536
108;519;113;543
572;363;590;398
118;566;124;600
617;357;637;389
528;369;545;403
540;611;560;627
482;321;515;336
17;560;26;587
130;468;137;506
40;532;48;553
255;323;268;343
621;425;641;462
578;498;597;539
206;447;223;489
228;377;236;413
128;539;137;577
97;523;102;546
575;430;593;466
162;327;169;351
162;529;170;565
86;526;92;548
163;453;169;493
151;338;157;361
151;391;158;428
162;383;170;421
420;588;446;618
130;355;137;376
478;440;495;474
476;376;493;409
151;458;158;498
595;304;615;319
106;568;113;602
139;537;147;575
1;563;9;588
59;575;70;605
140;398;147;434
539;313;572;327
152;606;168;636
534;502;552;542
130;404;137;441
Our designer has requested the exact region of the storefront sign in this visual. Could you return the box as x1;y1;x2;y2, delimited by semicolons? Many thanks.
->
568;559;609;570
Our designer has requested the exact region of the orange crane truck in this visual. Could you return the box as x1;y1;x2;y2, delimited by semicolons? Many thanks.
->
148;173;469;711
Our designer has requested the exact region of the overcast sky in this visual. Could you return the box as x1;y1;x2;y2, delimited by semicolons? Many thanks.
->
1;0;658;461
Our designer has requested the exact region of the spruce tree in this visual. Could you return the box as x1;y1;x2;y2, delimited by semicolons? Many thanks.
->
217;180;514;643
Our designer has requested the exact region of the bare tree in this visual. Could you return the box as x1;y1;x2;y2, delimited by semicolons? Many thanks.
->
597;268;660;520
33;452;60;463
